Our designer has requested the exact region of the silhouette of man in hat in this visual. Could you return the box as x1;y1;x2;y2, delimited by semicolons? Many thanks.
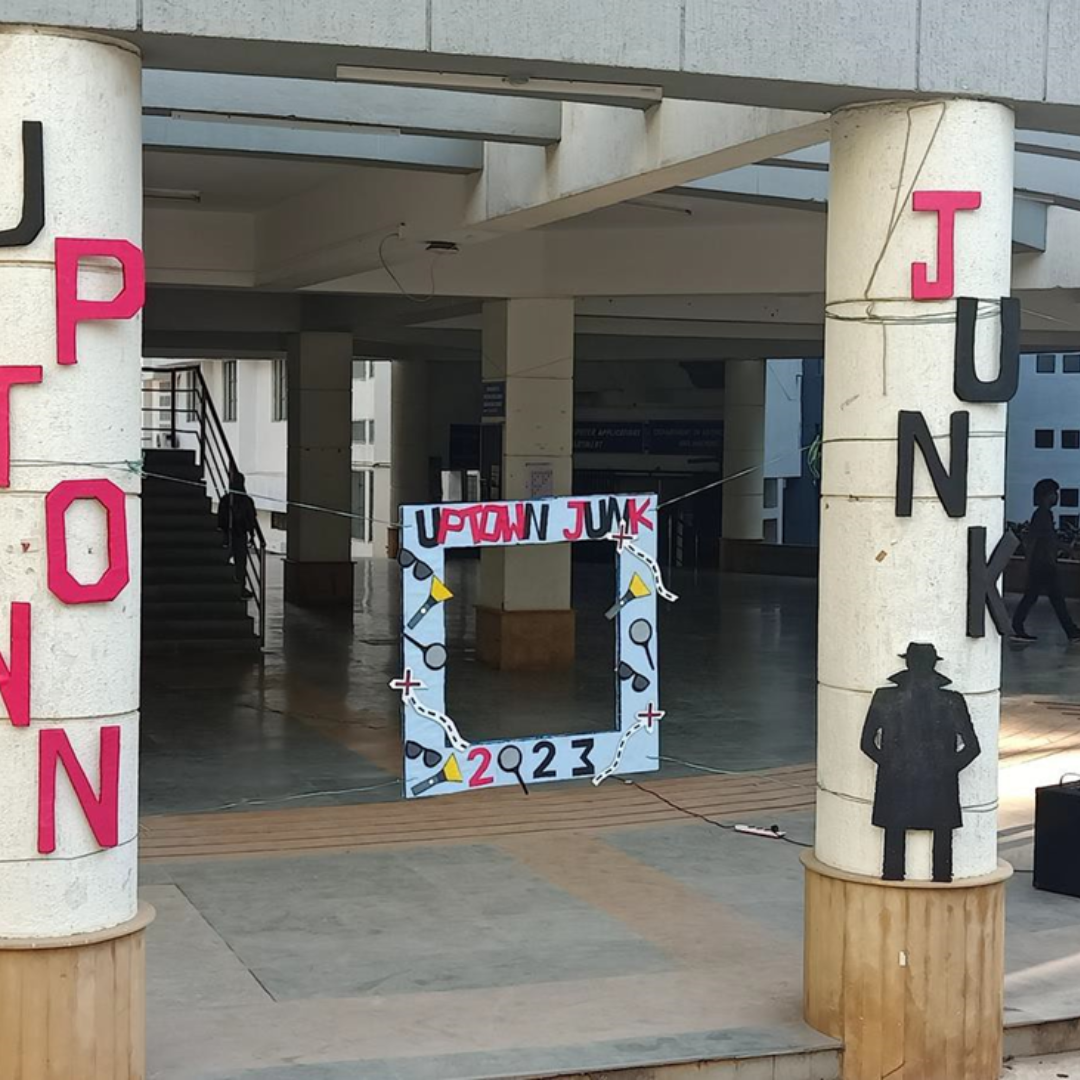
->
859;643;981;882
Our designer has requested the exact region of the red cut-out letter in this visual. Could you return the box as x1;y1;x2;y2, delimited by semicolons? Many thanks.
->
38;725;121;854
0;366;42;488
910;190;981;300
0;602;30;727
46;479;129;603
55;238;145;365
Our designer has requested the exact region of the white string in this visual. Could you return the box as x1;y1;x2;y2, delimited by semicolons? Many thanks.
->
593;719;648;786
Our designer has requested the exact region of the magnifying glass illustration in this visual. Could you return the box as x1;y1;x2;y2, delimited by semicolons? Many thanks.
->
403;632;448;671
629;619;654;670
498;745;530;795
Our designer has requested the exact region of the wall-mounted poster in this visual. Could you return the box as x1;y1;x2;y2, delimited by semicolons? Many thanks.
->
393;494;674;798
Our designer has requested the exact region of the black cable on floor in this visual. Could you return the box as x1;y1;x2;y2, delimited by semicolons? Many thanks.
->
630;780;813;847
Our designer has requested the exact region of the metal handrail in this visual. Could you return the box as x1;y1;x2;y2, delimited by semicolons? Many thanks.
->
141;364;267;645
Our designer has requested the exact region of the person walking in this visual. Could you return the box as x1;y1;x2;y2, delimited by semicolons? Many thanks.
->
217;471;257;599
1011;478;1080;643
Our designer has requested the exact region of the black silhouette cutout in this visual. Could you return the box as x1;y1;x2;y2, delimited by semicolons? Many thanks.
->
860;644;981;882
895;410;969;518
953;296;1020;404
967;525;1021;637
0;122;44;248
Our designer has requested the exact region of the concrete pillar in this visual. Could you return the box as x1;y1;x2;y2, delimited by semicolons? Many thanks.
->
720;359;765;567
0;27;150;1076
804;100;1014;1079
285;332;354;607
477;299;575;670
390;359;430;557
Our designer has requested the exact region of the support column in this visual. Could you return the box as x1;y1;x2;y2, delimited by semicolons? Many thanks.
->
806;100;1014;1079
389;359;429;558
285;332;354;608
720;359;765;568
0;27;150;1078
477;299;575;671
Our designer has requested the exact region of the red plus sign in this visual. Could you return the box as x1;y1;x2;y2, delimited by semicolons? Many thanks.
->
636;703;665;730
611;522;636;551
390;669;424;695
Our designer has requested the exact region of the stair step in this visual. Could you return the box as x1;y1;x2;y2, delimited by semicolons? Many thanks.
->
143;449;198;470
144;531;225;549
142;618;256;640
143;565;239;585
142;547;233;567
143;581;246;601
142;637;261;656
139;516;220;534
144;601;251;621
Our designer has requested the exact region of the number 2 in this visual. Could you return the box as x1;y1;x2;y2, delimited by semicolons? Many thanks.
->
468;746;494;787
533;740;556;779
571;737;595;777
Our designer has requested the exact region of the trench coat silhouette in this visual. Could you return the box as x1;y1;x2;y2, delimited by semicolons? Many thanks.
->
859;644;981;833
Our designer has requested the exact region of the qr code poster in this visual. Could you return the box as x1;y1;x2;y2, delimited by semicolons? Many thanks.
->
391;494;676;799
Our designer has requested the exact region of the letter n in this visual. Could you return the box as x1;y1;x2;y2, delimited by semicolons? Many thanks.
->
0;602;31;727
895;411;969;518
954;296;1020;403
38;726;121;854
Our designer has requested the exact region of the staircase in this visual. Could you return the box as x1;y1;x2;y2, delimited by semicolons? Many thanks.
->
141;450;261;654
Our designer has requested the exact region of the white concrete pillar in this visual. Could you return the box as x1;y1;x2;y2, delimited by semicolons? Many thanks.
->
285;332;354;607
0;27;149;1073
390;359;430;549
805;100;1014;1079
722;359;766;542
477;299;575;669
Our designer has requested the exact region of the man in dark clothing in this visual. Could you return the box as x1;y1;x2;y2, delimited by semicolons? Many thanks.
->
217;472;257;599
1011;478;1080;643
860;643;981;883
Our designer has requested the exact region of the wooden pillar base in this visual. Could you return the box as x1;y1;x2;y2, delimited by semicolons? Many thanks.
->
0;903;154;1080
803;853;1010;1080
475;606;575;671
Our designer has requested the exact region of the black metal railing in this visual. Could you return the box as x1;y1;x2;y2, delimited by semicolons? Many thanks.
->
141;365;267;644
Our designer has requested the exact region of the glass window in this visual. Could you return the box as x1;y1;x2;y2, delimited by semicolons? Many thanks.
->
1035;429;1055;449
352;420;367;444
1062;515;1080;531
352;359;367;380
272;359;287;422
368;419;376;445
1036;354;1057;374
1061;489;1079;508
1065;354;1080;374
368;360;376;380
185;369;199;421
763;518;779;543
763;478;778;510
351;471;368;540
222;361;237;423
1064;430;1080;450
271;511;288;532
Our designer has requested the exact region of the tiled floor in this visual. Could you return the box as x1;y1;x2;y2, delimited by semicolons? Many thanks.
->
137;563;1080;1078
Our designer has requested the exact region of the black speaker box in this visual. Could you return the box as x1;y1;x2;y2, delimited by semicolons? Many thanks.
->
1033;780;1080;898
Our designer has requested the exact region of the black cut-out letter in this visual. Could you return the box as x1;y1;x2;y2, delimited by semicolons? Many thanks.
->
954;296;1020;403
0;122;44;248
896;411;969;518
967;526;1020;637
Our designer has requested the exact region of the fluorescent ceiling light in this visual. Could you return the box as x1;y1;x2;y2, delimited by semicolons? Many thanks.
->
336;65;662;109
166;110;398;137
145;187;202;203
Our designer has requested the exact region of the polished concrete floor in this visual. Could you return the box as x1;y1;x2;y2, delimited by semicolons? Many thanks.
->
142;555;1080;816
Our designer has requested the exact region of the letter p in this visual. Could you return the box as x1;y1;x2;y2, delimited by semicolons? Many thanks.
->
55;238;145;365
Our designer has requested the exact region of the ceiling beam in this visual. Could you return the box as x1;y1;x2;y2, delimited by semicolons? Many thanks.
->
142;116;482;172
143;69;561;146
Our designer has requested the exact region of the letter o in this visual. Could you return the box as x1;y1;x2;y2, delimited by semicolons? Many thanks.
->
46;479;130;604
